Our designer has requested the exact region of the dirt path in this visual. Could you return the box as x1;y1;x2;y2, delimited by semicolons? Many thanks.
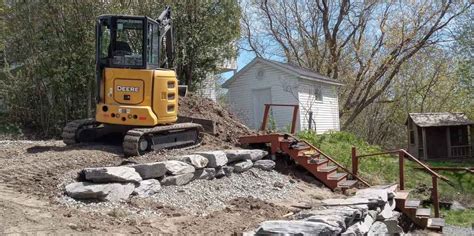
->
0;140;337;234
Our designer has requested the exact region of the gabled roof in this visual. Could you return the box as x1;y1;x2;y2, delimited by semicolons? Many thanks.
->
222;57;344;88
407;112;474;127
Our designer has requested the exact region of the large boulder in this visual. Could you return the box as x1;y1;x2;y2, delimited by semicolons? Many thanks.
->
255;220;341;235
233;160;254;173
355;188;389;208
83;166;142;183
160;173;194;186
253;160;276;171
193;168;216;180
65;182;135;202
296;206;366;230
194;151;228;167
130;162;167;179
133;179;161;197
224;149;268;163
222;166;234;177
174;155;209;169
163;160;195;175
215;166;226;179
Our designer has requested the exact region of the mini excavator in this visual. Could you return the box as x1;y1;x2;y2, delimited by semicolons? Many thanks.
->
62;7;206;156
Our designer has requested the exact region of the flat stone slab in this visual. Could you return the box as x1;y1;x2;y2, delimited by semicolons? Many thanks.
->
233;160;253;173
341;209;376;236
224;149;268;163
133;179;161;197
256;220;341;235
253;160;276;171
174;155;209;169
83;166;142;183
368;221;388;236
163;160;195;175
131;162;167;179
160;173;194;186
194;151;228;167
355;188;388;206
65;182;135;202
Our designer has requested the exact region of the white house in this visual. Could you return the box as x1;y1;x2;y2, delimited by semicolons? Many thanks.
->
222;57;343;134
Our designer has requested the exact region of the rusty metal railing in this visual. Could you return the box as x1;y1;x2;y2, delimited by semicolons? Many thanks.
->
351;147;450;218
260;104;299;134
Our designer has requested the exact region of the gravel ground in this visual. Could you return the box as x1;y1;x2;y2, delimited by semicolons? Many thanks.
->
443;225;474;236
151;168;297;214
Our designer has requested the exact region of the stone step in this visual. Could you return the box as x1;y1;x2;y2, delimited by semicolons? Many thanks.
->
427;218;445;230
416;208;431;218
405;199;421;209
327;172;347;180
318;165;337;173
337;179;358;188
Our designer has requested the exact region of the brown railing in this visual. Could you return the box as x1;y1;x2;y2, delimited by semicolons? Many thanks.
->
260;104;299;134
351;147;449;218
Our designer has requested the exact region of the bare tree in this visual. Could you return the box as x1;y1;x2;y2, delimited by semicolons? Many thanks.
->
242;0;471;129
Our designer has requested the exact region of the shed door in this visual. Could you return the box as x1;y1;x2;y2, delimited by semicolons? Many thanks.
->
426;127;448;159
252;88;272;129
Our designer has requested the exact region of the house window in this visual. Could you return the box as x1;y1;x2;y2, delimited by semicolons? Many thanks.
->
257;68;265;79
314;86;322;101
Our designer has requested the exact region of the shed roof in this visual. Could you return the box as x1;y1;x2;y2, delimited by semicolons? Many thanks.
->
408;112;474;127
222;57;344;88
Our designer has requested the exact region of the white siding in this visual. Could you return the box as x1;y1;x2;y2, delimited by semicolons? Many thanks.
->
226;61;340;133
297;79;340;134
197;74;217;101
227;62;299;130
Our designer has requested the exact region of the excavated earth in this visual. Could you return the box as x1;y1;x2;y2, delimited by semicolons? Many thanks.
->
0;95;337;234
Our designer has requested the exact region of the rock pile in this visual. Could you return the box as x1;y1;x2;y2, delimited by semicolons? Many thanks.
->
65;149;273;202
253;185;403;236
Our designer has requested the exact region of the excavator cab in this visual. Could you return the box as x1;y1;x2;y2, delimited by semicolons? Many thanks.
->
62;8;203;156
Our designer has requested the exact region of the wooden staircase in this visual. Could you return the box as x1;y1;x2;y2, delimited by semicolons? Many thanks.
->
239;133;366;191
395;190;445;230
240;133;446;231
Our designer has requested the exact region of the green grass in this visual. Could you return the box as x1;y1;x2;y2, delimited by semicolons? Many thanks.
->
298;131;474;227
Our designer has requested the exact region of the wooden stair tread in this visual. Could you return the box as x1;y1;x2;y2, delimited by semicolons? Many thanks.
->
327;172;347;180
338;180;357;188
427;218;445;229
307;158;328;165
405;199;421;208
318;166;337;172
416;208;431;218
394;190;410;200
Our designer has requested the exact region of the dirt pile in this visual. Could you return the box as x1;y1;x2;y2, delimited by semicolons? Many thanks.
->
179;93;253;146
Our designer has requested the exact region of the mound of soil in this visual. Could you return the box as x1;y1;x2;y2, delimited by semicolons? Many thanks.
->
179;93;254;146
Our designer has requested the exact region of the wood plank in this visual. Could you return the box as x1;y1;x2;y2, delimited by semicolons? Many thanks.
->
405;200;421;208
394;190;410;200
416;208;431;218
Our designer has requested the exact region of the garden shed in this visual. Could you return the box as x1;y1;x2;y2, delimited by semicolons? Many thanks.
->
406;112;474;160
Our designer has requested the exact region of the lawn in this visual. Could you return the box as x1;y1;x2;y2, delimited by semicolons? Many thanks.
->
298;131;474;227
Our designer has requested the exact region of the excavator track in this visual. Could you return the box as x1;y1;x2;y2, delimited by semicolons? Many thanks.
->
62;118;99;145
123;122;203;157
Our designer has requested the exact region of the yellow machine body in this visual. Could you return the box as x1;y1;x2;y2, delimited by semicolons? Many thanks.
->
95;68;178;126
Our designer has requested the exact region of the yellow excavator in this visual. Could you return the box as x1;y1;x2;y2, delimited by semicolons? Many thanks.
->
62;7;205;156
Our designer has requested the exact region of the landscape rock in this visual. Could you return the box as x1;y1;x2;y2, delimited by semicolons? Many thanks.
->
175;154;209;169
233;160;254;173
341;210;376;236
83;166;142;183
253;160;276;171
368;221;388;236
256;220;341;235
215;166;225;178
195;151;228;167
160;173;195;186
355;188;388;207
297;206;366;229
224;149;268;163
223;166;234;177
131;162;167;179
383;219;403;234
193;168;216;180
65;182;135;202
163;160;195;175
133;179;161;197
376;201;394;220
